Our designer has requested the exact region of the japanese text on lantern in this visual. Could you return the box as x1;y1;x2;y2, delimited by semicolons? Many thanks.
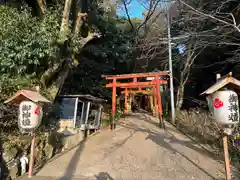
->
21;104;32;126
228;94;238;122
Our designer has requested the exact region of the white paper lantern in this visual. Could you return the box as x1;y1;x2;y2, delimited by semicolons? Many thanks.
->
211;90;239;125
18;101;43;130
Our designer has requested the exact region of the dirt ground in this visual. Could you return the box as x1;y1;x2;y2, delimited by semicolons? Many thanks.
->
21;113;225;180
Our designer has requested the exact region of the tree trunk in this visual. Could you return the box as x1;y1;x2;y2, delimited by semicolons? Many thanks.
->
40;0;98;101
59;0;73;42
176;83;185;111
36;0;46;14
42;0;73;87
74;12;87;35
175;44;196;112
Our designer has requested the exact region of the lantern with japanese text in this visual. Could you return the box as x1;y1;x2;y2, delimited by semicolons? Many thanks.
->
4;89;50;133
4;89;51;178
18;101;43;131
200;73;240;180
211;90;239;125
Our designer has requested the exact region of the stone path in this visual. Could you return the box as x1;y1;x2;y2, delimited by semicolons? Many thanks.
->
27;113;225;180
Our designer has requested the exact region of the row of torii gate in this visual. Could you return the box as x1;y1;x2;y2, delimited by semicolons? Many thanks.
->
102;71;169;129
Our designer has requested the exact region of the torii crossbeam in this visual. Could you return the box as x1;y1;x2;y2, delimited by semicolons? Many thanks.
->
102;72;169;130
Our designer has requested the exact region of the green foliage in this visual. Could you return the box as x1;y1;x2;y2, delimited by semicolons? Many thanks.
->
0;74;37;98
0;1;136;134
0;6;61;76
61;11;135;97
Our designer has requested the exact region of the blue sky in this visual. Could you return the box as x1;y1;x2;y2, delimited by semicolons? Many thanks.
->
117;0;169;19
117;0;145;19
126;0;145;18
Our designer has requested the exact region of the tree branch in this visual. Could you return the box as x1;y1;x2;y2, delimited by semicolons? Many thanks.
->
178;0;240;32
59;0;73;42
74;12;88;35
137;0;162;32
36;0;46;14
122;0;134;30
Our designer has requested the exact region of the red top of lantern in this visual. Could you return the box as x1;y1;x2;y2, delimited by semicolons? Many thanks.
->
4;89;51;105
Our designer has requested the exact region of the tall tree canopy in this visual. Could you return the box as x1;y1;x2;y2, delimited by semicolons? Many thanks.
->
0;0;134;99
0;0;135;132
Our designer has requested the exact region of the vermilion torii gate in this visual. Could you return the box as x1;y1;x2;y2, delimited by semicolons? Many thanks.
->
102;72;169;130
121;87;155;114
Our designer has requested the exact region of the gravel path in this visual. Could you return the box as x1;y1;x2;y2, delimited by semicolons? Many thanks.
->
31;113;225;180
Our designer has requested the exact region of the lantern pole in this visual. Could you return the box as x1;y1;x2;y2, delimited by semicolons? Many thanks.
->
223;134;231;180
216;74;231;180
28;131;35;178
28;86;40;178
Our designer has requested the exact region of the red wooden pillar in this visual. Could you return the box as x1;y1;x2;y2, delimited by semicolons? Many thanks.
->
153;86;158;117
155;75;164;128
111;78;117;129
124;88;128;114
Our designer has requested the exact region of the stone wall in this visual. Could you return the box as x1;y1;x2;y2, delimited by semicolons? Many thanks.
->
2;130;85;179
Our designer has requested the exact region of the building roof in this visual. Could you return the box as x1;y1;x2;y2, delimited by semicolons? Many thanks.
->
59;94;107;104
200;72;240;96
4;89;51;105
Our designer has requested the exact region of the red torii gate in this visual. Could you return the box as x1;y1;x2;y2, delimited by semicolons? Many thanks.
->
102;72;169;130
121;87;155;114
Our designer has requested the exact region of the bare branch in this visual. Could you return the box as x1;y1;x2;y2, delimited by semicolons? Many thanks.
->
122;0;134;30
178;0;240;32
229;13;237;26
121;0;164;34
137;0;162;32
216;0;236;13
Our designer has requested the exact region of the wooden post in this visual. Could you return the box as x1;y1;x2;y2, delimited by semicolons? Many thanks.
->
153;86;158;117
111;78;117;130
216;73;231;180
124;88;128;114
223;134;231;180
28;86;40;178
28;132;35;178
155;75;164;128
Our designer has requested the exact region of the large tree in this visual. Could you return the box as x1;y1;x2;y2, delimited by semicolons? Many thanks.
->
0;0;134;99
0;0;135;133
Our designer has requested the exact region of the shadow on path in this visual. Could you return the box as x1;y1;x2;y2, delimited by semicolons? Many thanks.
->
59;139;86;180
95;172;114;180
121;114;221;180
101;130;136;161
134;113;223;161
59;128;135;180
